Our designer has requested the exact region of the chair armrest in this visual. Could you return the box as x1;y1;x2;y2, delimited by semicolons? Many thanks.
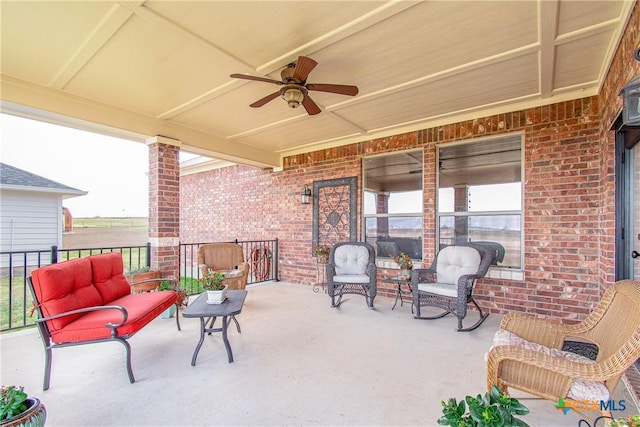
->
237;262;250;276
367;263;376;281
486;344;607;385
500;312;578;348
35;305;128;337
410;268;436;291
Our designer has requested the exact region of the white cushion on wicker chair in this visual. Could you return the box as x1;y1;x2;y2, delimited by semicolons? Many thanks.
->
333;274;371;284
488;329;609;401
334;245;370;275
436;246;481;285
417;282;458;297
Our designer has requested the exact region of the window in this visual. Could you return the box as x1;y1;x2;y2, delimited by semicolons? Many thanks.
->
437;134;523;268
363;150;423;261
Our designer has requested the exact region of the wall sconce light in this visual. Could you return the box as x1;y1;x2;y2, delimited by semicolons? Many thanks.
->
620;74;640;126
620;47;640;126
301;184;311;204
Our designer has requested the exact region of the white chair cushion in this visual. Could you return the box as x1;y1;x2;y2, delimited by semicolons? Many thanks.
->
487;329;610;401
418;282;457;297
436;246;481;285
334;245;370;275
333;274;371;284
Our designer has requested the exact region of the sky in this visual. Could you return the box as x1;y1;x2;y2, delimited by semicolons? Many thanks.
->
1;113;150;217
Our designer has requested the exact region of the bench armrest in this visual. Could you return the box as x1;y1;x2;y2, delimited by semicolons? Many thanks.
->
35;305;128;337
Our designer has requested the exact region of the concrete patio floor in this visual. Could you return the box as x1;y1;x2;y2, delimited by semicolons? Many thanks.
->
1;282;637;426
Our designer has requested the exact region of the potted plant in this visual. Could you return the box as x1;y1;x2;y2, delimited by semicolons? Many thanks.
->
392;251;413;280
313;245;331;264
0;385;46;427
125;266;162;292
157;281;188;318
200;270;227;304
438;385;529;427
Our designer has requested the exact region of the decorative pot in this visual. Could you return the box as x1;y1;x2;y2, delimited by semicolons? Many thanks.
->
0;397;46;427
317;254;329;264
161;304;176;318
205;286;228;304
400;268;412;280
129;270;162;292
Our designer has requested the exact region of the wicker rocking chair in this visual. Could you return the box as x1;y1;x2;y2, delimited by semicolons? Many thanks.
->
486;280;640;419
326;242;377;308
411;243;495;331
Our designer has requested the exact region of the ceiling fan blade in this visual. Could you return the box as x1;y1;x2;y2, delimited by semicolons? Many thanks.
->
230;73;283;85
292;56;318;82
302;95;321;115
307;83;359;96
250;91;281;108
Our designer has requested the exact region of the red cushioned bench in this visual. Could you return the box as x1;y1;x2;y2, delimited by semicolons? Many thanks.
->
28;252;180;390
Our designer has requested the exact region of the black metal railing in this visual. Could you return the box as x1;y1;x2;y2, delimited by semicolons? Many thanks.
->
1;239;278;332
1;244;150;332
178;239;279;295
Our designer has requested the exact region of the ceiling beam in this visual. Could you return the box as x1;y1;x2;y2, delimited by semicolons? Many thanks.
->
1;75;281;169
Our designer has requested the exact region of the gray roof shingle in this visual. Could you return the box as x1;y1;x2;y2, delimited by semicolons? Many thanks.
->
0;162;86;195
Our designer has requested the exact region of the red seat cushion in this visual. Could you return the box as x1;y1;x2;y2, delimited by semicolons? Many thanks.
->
90;253;131;303
50;290;178;343
30;257;103;332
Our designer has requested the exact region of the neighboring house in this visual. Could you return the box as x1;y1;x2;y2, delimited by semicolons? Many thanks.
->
0;162;87;253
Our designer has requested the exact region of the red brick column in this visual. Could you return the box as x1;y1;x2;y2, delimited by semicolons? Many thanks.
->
147;136;180;280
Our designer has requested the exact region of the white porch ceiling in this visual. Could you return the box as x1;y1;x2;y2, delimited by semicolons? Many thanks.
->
0;1;635;169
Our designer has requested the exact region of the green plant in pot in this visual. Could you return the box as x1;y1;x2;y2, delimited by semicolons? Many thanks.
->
201;270;227;304
438;385;529;427
0;385;46;427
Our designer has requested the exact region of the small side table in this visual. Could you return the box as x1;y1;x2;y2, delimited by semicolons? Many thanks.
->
384;276;414;312
182;290;247;365
313;256;328;293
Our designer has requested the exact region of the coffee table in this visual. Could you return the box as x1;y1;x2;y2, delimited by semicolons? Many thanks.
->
182;289;247;365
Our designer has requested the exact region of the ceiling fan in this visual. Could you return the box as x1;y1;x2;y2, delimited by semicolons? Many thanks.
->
230;56;358;116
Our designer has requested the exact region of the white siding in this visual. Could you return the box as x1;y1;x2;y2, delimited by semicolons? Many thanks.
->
0;189;61;253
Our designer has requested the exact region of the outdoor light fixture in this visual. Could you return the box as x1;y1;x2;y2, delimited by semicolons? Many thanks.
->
301;184;311;204
619;47;640;127
281;86;305;109
620;74;640;126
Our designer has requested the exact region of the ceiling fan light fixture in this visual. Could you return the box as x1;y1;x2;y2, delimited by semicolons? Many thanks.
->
282;87;304;108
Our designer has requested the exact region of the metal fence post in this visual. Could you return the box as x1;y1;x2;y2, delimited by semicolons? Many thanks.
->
274;238;279;281
145;242;151;267
51;245;58;264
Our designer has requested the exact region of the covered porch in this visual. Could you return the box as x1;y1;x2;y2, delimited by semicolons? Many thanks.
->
2;282;637;426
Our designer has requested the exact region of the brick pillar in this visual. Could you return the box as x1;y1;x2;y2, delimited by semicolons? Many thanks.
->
147;136;181;280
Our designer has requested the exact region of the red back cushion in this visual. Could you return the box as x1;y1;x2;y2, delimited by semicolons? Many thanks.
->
30;257;103;332
90;253;131;303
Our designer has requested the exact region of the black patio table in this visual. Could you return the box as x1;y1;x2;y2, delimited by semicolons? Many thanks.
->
182;289;247;365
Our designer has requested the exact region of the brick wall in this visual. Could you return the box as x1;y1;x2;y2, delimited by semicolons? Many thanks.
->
181;97;603;321
179;3;640;322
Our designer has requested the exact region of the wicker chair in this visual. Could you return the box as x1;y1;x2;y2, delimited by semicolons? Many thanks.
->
486;280;640;418
326;242;377;308
411;243;495;331
197;243;249;290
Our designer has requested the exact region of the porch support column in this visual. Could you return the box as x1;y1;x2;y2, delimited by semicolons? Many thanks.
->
147;136;181;279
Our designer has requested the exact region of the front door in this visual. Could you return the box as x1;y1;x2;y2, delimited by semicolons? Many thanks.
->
616;118;640;280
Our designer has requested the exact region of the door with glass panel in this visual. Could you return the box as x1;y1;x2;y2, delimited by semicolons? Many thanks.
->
616;121;640;281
